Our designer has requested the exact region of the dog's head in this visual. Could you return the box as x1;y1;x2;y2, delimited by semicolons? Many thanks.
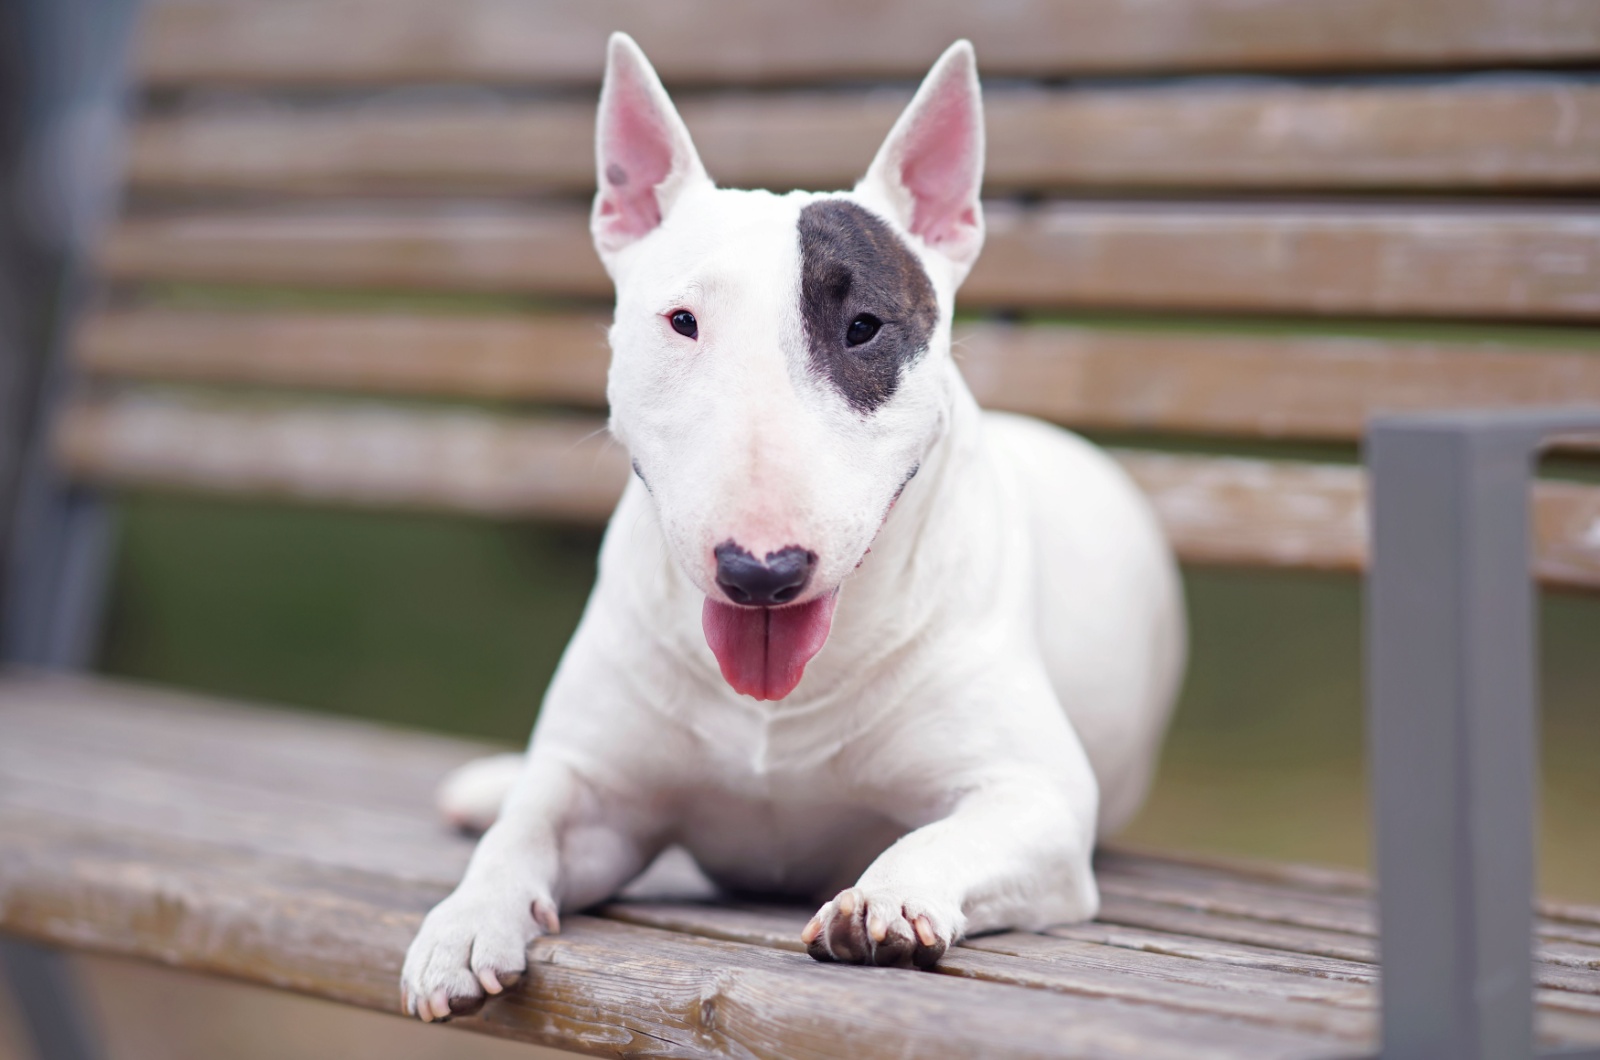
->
592;34;984;701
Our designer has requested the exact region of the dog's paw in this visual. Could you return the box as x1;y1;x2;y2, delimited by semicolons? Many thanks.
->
801;888;956;969
400;887;559;1022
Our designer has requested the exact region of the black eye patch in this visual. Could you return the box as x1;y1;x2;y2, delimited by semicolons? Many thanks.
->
797;201;938;414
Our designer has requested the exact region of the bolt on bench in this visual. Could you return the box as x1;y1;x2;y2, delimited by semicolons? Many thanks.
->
4;1;1600;1057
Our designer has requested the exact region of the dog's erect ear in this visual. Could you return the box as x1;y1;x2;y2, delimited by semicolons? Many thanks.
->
592;33;710;256
858;41;985;279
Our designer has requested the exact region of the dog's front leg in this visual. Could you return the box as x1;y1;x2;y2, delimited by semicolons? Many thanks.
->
400;755;654;1021
802;770;1099;969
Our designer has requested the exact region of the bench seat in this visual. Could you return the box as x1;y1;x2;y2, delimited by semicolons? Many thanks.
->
3;672;1597;1059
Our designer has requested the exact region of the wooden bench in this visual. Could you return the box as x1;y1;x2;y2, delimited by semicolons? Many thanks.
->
4;1;1600;1057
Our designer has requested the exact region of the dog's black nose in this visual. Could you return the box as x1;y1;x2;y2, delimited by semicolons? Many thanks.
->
714;542;816;606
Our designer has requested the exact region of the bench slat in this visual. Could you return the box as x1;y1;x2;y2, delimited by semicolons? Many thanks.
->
55;393;626;523
600;901;1377;1041
127;80;1600;196
99;204;1600;320
74;308;1600;443
51;393;1600;588
959;325;1600;442
972;204;1600;320
135;0;1600;88
76;308;615;405
0;673;1399;1059
4;674;1596;1051
7;811;1374;1059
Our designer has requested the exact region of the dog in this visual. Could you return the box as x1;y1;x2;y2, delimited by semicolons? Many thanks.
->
401;33;1185;1022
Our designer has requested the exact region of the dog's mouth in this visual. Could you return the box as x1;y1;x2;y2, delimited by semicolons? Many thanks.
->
701;591;838;701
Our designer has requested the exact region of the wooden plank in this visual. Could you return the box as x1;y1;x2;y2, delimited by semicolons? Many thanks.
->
957;324;1600;442
599;900;1600;1033
1090;892;1600;996
125;80;1600;197
969;203;1600;320
3;673;1598;1049
1100;848;1600;959
75;309;1600;443
134;0;1600;88
3;815;1360;1059
52;393;1600;587
1115;452;1369;572
0;673;1373;1058
0;674;493;825
54;393;630;523
98;207;607;300
98;203;1600;320
1117;450;1600;589
1098;854;1600;976
1050;918;1377;983
601;902;1381;1041
75;308;613;405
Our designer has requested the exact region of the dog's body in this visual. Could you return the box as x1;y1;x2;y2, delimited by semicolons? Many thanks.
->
402;36;1184;1021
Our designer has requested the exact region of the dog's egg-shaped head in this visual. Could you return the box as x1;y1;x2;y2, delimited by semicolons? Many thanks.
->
591;34;985;698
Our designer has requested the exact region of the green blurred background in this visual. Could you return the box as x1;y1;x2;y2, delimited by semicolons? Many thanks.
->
98;490;1600;903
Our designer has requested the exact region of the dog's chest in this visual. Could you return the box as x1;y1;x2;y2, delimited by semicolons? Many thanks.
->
676;781;907;898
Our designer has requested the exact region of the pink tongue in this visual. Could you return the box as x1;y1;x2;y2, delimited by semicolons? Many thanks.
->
702;593;838;701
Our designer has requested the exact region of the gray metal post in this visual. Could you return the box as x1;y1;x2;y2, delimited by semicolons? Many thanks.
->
1367;408;1600;1060
0;0;141;1057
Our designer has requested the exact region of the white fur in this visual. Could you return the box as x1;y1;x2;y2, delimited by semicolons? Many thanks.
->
402;36;1184;1019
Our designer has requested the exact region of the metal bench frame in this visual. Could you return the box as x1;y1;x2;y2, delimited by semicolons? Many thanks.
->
1368;410;1600;1060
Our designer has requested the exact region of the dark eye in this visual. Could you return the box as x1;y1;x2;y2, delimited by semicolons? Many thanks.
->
845;314;881;347
669;310;698;339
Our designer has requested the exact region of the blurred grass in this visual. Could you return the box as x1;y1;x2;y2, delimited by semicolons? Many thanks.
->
101;495;601;741
100;495;1600;903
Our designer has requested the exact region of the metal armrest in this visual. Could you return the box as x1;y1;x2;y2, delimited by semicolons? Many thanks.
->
1367;409;1600;1060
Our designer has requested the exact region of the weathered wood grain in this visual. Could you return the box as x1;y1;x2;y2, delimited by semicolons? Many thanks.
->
5;815;1371;1059
3;673;1599;1050
0;672;495;817
1116;452;1370;571
75;308;614;404
602;901;1381;1040
958;325;1600;442
98;207;608;300
74;309;1600;446
98;203;1600;320
126;80;1600;196
1049;918;1377;983
969;203;1600;320
51;393;1600;587
134;0;1600;88
55;393;629;523
1089;888;1600;995
1100;850;1600;956
0;673;1393;1058
591;904;1599;1025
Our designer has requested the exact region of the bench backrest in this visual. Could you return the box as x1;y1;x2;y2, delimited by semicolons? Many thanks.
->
60;0;1600;589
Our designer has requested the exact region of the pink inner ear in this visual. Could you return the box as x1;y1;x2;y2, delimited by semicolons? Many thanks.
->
596;71;677;241
898;77;981;251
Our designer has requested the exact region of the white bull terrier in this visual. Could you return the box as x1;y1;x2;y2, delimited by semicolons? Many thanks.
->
401;33;1185;1021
